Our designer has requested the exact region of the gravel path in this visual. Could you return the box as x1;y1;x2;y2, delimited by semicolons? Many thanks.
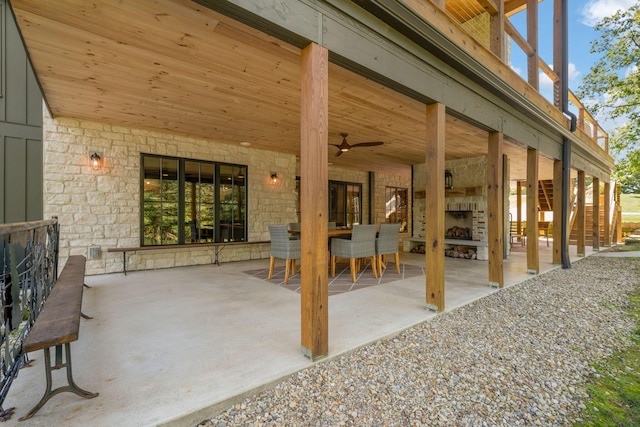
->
200;256;639;426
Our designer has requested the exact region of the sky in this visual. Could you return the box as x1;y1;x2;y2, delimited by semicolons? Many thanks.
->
508;0;636;134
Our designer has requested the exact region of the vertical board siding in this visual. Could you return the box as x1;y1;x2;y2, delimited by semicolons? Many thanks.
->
0;0;43;223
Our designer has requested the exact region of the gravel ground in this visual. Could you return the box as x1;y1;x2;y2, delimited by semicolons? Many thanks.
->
199;256;639;426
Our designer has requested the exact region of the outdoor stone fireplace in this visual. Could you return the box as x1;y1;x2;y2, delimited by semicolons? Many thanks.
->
407;156;490;261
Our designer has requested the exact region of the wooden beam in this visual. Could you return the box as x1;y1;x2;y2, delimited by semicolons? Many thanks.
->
526;0;539;89
616;183;623;244
300;42;329;361
576;170;585;256
592;177;600;251
604;181;611;247
504;20;534;57
425;102;446;312
478;0;500;14
552;159;562;264
516;181;522;235
488;132;504;288
552;0;563;108
489;0;505;60
526;148;539;274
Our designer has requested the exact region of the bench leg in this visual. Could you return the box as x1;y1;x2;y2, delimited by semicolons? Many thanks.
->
19;343;98;421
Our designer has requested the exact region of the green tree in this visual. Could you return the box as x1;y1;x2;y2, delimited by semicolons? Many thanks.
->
579;3;640;192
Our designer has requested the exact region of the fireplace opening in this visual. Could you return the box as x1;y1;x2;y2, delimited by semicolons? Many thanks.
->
445;211;473;240
446;226;471;240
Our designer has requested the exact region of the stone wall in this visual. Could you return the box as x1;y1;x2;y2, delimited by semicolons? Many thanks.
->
43;109;412;275
43;109;297;275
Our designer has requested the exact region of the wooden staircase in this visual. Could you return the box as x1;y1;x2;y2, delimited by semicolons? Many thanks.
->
525;181;612;246
569;196;606;246
538;180;553;211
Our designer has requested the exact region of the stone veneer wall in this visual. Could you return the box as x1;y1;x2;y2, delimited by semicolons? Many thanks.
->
43;109;298;275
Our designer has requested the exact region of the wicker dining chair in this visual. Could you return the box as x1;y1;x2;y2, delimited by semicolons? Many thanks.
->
268;224;301;285
330;224;378;283
376;223;401;274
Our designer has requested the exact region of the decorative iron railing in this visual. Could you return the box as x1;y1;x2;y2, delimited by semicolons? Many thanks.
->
0;218;59;419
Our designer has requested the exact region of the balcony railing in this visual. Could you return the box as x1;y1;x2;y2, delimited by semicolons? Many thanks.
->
0;218;59;417
413;0;609;152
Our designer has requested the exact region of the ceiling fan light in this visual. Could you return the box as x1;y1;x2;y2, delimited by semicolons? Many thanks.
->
340;147;349;152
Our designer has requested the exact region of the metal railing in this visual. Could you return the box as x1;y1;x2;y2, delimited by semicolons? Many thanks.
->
0;218;59;418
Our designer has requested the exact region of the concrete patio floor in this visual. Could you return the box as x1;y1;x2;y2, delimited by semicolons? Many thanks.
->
5;239;595;426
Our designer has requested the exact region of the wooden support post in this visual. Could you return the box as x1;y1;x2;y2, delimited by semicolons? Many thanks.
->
300;43;329;360
425;102;446;312
592;177;600;251
487;132;504;288
552;159;562;264
516;181;523;236
576;170;586;256
526;0;539;89
526;148;539;274
489;0;505;60
552;0;563;109
616;183;622;244
604;181;611;247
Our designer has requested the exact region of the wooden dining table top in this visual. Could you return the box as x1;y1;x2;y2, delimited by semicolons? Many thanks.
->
289;228;353;237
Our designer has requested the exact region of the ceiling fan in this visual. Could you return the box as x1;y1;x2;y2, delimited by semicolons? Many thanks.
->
332;133;384;157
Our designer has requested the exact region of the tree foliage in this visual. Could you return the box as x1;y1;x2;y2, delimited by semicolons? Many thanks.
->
579;3;640;192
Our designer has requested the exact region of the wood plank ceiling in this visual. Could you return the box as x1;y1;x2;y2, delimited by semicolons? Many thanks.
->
11;0;552;179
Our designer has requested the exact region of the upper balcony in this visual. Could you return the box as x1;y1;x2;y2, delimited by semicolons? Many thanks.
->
400;0;608;153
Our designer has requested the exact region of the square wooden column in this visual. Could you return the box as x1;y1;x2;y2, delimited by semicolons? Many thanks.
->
576;170;586;256
425;102;445;312
615;184;622;244
604;181;611;247
552;159;562;264
300;43;329;360
526;148;539;274
526;0;539;89
592;177;600;251
487;132;504;288
516;181;523;236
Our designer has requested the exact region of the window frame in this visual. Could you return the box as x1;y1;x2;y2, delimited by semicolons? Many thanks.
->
328;180;362;227
140;154;247;246
385;186;408;231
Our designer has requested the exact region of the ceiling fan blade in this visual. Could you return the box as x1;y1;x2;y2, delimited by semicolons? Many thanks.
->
351;141;384;148
335;150;344;157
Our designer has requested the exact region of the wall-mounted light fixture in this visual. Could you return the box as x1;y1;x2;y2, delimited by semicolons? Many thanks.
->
270;172;279;186
90;152;102;171
445;169;453;189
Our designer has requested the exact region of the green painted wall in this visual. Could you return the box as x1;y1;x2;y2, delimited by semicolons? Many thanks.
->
0;0;43;223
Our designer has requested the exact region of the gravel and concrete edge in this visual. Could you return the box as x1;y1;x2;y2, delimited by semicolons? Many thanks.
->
199;256;639;426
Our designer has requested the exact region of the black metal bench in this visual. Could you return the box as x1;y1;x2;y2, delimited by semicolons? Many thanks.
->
108;241;270;275
19;255;98;421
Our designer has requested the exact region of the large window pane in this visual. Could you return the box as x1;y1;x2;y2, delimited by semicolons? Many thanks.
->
219;165;246;242
386;186;408;232
143;156;178;245
184;161;215;243
141;155;247;246
329;181;362;227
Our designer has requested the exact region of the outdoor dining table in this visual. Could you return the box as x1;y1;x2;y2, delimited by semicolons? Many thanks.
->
288;228;353;238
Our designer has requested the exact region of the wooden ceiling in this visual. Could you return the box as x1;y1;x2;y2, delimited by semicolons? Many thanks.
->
11;0;552;179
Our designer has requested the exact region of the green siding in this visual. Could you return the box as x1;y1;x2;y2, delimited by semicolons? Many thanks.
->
0;0;43;223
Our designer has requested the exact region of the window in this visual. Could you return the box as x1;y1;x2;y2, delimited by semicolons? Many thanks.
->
385;186;408;232
329;181;362;227
141;154;246;246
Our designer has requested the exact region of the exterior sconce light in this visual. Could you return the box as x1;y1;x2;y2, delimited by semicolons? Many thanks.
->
90;152;102;171
445;169;453;189
270;172;279;186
